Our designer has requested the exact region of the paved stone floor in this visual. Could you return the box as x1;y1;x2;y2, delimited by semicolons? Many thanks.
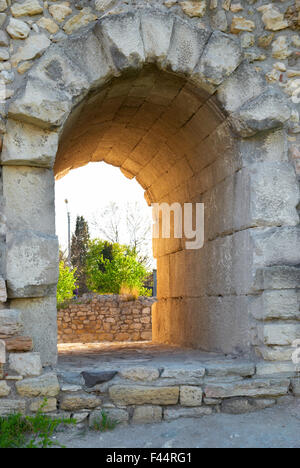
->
55;397;300;448
57;341;239;373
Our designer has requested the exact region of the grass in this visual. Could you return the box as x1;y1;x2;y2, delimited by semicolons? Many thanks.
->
0;400;76;448
91;410;119;432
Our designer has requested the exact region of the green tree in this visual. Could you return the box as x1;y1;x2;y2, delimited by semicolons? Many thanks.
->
71;216;90;294
57;261;77;305
86;240;150;296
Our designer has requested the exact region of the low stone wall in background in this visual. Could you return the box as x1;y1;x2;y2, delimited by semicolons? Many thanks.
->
57;294;155;344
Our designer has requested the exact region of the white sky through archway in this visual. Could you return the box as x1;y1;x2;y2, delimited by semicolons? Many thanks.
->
55;162;154;267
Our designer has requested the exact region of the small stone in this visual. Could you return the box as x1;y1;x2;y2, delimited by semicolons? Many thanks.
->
11;0;43;18
60;393;101;411
63;7;97;34
11;33;50;66
241;33;255;48
0;13;6;27
81;370;117;388
49;2;72;23
0;400;26;415
132;405;162;423
95;0;115;12
17;61;34;74
258;33;274;48
180;1;207;18
6;18;30;39
272;36;291;60
210;10;228;32
230;3;243;13
0;380;10;396
180;386;203;406
0;31;8;47
274;62;286;72
29;398;57;413
0;339;5;364
9;352;42;377
257;4;289;31
231;17;256;33
0;0;7;13
37;17;59;34
16;373;60;397
292;35;300;48
0;47;9;61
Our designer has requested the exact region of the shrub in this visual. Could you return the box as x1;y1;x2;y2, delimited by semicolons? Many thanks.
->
57;261;77;306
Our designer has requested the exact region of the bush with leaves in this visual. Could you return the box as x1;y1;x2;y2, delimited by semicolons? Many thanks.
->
57;261;77;306
86;240;150;296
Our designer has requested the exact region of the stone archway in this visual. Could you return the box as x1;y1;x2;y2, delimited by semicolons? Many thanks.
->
1;8;299;369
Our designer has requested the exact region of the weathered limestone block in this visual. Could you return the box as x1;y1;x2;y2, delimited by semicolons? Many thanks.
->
180;386;203;406
3;166;55;235
221;398;275;414
16;373;60;397
8;78;71;129
141;10;174;66
9;352;42;377
204;361;255;378
1;119;59;167
60;393;101;411
180;1;206;18
55;30;115;91
0;309;22;336
29;398;57;413
6;230;59;298
11;0;43;18
0;380;9;396
256;361;297;376
236;163;299;229
0;399;26;415
132;405;162;423
250;290;300;321
217;61;266;113
259;323;300;346
95;12;145;73
10;296;57;366
252;227;300;269
90;407;128;426
194;31;242;93
164;407;212;420
109;385;179;405
257;4;289;31
164;18;210;77
0;339;5;364
254;266;300;292
205;378;290;398
230;90;291;137
49;3;72;23
63;8;97;35
119;367;159;382
160;368;205;385
4;336;33;352
230;17;256;33
0;277;7;303
256;345;294;362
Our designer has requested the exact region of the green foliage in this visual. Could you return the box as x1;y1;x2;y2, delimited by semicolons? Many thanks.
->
71;216;90;294
86;240;150;296
57;261;77;306
0;400;75;448
91;411;119;432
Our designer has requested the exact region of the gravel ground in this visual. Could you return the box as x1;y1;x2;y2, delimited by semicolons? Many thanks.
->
54;397;300;449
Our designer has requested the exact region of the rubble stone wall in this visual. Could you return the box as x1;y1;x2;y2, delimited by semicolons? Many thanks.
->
57;294;154;344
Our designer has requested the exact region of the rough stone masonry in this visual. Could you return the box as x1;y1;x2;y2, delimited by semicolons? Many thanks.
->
0;0;299;421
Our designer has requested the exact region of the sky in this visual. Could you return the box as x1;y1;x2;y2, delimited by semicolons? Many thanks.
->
55;162;154;265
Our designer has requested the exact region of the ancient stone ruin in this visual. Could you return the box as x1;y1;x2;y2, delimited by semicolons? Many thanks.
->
0;0;299;423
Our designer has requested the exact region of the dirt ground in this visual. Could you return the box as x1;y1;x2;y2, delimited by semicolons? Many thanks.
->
55;397;300;449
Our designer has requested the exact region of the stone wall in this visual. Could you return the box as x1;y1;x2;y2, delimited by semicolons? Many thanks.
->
57;294;154;344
